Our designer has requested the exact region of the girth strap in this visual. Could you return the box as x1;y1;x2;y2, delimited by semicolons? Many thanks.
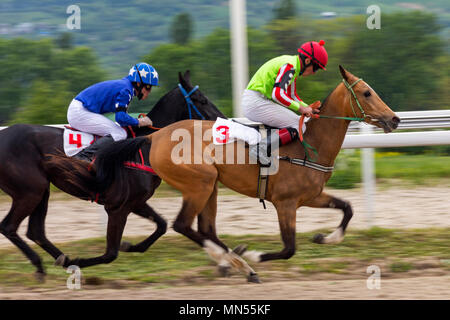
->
278;155;334;173
257;125;270;209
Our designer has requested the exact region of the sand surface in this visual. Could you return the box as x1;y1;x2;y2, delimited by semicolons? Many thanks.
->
0;185;448;300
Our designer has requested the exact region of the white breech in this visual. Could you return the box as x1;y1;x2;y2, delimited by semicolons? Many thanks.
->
67;99;127;141
241;89;308;133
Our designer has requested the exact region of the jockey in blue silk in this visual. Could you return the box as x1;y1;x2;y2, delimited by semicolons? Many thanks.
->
75;76;139;127
66;62;159;161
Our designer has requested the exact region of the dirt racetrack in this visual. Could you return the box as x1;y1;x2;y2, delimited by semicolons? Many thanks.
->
0;184;449;300
1;185;449;246
0;276;448;300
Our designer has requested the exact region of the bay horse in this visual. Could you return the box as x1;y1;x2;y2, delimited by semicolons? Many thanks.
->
90;66;400;282
0;71;225;280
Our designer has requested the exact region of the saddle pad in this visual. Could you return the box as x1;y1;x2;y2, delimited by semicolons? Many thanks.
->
212;117;261;145
63;127;98;157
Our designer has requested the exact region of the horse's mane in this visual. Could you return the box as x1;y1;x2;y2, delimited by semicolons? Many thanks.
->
319;87;336;112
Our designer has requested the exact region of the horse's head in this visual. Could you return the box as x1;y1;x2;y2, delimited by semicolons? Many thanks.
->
339;65;400;133
177;70;227;120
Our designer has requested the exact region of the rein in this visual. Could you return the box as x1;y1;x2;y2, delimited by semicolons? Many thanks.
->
138;114;161;130
298;78;366;163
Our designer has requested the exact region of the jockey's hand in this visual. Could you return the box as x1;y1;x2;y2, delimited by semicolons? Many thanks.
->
309;101;321;113
138;116;153;127
300;101;321;117
300;106;314;117
306;101;321;118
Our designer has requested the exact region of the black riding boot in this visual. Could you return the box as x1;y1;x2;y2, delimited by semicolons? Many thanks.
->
249;127;298;165
249;134;277;166
73;135;115;162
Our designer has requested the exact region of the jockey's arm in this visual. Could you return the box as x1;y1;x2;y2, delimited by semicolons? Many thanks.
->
115;88;139;127
115;109;139;127
272;64;320;117
271;64;313;115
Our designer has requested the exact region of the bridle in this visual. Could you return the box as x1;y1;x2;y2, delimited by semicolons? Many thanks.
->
298;77;370;161
313;78;369;122
137;82;206;131
177;83;206;120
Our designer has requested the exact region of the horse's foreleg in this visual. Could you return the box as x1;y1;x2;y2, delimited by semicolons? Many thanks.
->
197;184;256;280
174;190;259;283
56;209;128;269
243;200;297;263
304;192;353;244
120;203;167;253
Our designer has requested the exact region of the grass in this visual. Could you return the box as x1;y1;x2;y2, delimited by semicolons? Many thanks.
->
0;227;448;289
390;261;413;273
375;154;450;183
327;152;450;189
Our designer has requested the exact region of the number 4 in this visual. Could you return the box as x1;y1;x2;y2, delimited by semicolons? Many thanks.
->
69;133;82;148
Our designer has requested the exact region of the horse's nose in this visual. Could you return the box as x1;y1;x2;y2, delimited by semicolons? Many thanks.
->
391;116;400;129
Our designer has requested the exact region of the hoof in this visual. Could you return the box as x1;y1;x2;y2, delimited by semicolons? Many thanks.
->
312;233;325;244
232;244;248;256
34;271;46;283
55;254;68;267
247;273;261;284
120;241;132;252
217;265;231;277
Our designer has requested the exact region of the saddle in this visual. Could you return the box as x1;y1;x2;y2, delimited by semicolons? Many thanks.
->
63;126;100;157
63;126;156;175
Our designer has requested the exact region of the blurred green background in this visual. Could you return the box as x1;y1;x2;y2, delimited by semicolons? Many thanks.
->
0;0;449;189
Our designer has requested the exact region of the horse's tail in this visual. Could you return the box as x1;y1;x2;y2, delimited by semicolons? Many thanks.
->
43;152;97;197
94;135;151;193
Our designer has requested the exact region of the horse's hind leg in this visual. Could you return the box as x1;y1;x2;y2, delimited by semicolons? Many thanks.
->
26;188;65;260
120;203;167;253
197;183;230;275
197;182;226;249
0;196;47;280
304;191;353;244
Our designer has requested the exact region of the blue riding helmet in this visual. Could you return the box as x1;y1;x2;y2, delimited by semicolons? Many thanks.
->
127;63;159;86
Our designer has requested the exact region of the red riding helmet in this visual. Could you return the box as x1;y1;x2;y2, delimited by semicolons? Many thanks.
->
298;40;328;70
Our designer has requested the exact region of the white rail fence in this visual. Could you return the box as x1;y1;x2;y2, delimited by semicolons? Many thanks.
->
1;110;449;227
346;110;450;226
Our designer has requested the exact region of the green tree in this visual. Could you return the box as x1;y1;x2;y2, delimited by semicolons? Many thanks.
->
169;13;194;45
141;42;198;112
0;38;106;125
55;32;74;50
8;80;72;125
140;11;449;118
343;11;446;111
272;0;297;21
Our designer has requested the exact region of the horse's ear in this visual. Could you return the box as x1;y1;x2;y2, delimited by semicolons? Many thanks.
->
178;70;192;88
183;70;191;84
339;65;348;81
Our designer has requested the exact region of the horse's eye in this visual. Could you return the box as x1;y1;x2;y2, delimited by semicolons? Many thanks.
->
364;91;371;98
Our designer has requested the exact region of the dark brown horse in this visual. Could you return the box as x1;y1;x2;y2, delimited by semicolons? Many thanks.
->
0;71;225;280
91;66;400;282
